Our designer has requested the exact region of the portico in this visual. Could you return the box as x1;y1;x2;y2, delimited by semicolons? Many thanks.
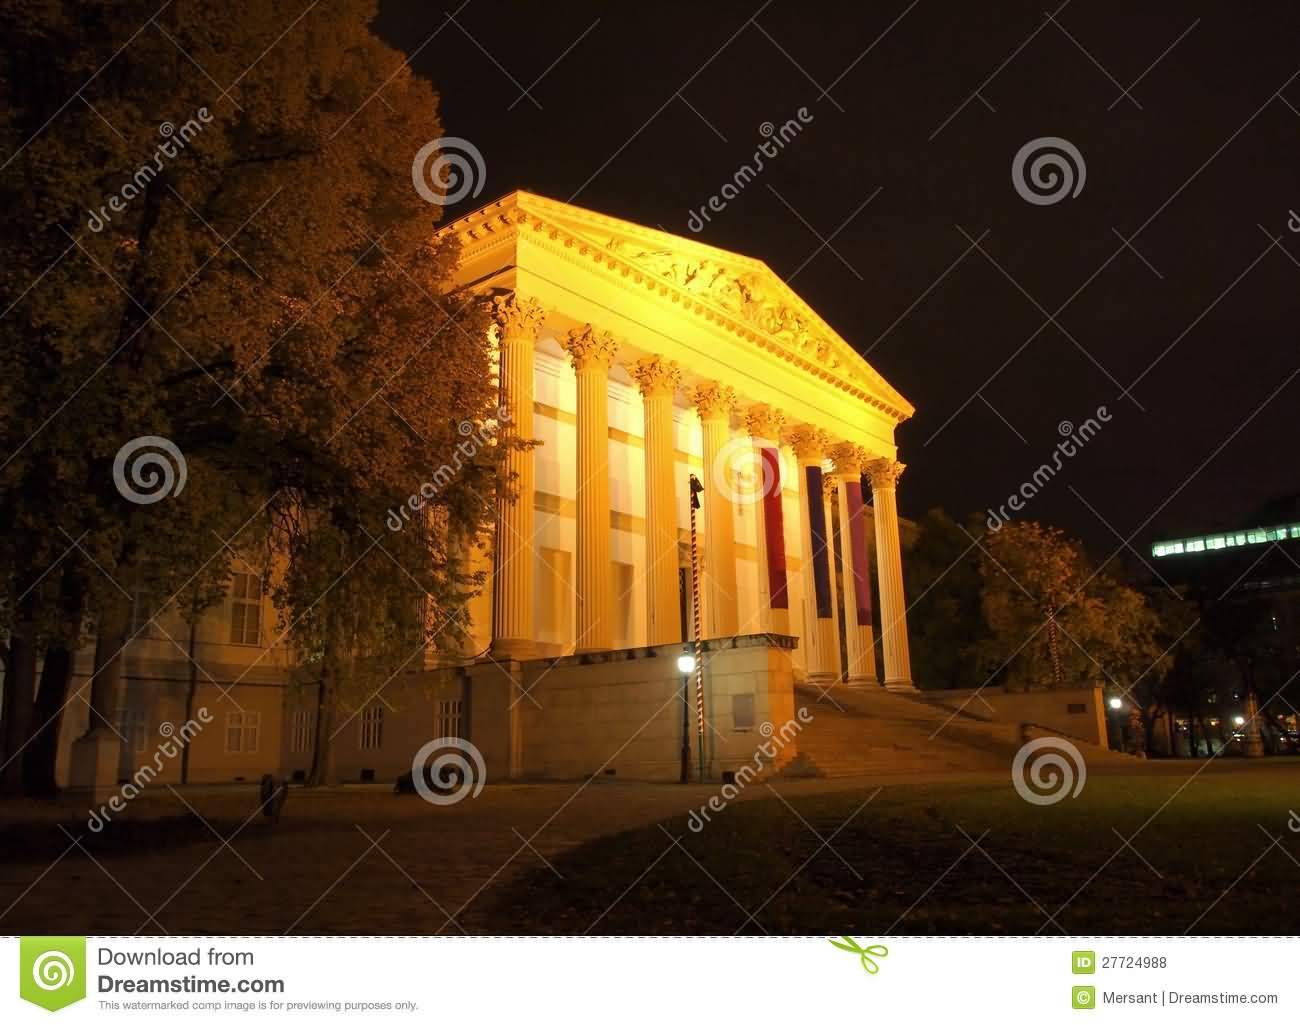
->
439;191;917;779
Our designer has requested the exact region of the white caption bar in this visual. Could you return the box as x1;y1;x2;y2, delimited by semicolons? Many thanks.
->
4;936;1293;1024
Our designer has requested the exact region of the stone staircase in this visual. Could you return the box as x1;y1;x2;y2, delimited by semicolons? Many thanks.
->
781;683;1070;778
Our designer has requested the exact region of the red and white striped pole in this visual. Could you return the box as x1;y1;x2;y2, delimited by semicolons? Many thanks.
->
689;473;705;783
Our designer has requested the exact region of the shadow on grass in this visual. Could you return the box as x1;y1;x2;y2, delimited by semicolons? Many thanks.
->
463;773;1300;936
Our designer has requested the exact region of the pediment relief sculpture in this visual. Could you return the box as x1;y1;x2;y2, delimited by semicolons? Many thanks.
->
602;240;851;376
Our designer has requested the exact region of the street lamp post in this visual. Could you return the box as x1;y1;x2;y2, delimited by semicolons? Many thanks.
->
677;651;695;783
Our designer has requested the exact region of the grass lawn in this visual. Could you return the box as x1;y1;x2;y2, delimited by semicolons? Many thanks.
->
464;766;1300;935
1;763;1297;935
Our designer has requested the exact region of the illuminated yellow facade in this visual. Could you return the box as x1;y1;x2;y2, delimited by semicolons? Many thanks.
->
54;191;925;790
441;191;917;693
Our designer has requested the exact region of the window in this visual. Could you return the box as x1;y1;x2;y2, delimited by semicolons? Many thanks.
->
115;706;149;753
434;699;463;740
359;704;384;750
536;547;573;649
225;711;260;754
290;708;314;754
732;693;756;732
229;572;262;645
1066;703;1086;714
611;561;635;648
129;590;163;640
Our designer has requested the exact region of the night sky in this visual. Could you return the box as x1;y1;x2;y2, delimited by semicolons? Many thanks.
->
375;0;1300;557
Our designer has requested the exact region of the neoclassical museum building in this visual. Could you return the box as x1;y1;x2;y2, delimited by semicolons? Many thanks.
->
57;191;938;789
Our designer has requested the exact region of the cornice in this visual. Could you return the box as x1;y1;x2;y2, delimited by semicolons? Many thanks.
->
434;192;914;424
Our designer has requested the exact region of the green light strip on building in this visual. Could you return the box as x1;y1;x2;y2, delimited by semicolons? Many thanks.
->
1151;523;1300;558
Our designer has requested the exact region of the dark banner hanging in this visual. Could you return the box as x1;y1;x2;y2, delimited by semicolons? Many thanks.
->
805;465;833;618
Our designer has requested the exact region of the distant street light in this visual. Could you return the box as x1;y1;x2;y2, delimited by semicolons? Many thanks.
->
1108;697;1123;710
1233;715;1246;726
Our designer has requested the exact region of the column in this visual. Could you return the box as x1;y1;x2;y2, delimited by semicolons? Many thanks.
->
563;324;618;653
630;356;683;646
866;457;914;690
787;426;836;682
691;382;739;637
822;475;844;680
489;293;544;660
831;443;877;685
745;405;789;635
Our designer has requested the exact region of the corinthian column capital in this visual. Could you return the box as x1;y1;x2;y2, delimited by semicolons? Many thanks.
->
690;381;735;422
628;355;682;399
489;293;546;340
785;425;828;462
744;404;786;441
866;458;906;489
562;324;619;372
828;442;865;478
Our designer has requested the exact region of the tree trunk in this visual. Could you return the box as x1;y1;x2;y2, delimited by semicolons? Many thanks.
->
180;610;199;785
1143;706;1158;757
306;661;337;787
306;600;344;787
24;568;87;797
85;592;132;738
0;591;41;795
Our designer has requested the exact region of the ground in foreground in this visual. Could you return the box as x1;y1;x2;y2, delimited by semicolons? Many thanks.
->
0;762;1296;935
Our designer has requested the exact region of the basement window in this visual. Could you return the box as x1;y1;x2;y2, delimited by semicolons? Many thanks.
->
733;693;756;732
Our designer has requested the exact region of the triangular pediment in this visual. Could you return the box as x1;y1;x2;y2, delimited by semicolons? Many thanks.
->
438;191;914;421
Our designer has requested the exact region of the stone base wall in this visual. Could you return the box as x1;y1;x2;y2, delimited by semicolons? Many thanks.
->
920;683;1108;747
48;636;801;789
518;634;798;782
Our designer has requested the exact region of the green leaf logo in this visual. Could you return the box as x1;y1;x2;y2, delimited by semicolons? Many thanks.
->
829;936;888;975
19;937;86;1012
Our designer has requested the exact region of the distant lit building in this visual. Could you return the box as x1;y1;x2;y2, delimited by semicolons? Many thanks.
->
1148;507;1300;756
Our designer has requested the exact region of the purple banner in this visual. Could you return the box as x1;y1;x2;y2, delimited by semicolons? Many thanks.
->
806;466;833;618
762;447;788;609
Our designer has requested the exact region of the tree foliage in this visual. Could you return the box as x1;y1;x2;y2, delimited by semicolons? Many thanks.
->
0;0;499;793
976;522;1168;695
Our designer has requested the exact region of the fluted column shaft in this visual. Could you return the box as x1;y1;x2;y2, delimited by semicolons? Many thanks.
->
694;383;739;638
564;326;618;653
832;444;877;685
631;357;683;645
822;477;844;680
490;295;544;660
868;458;914;690
788;428;835;681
